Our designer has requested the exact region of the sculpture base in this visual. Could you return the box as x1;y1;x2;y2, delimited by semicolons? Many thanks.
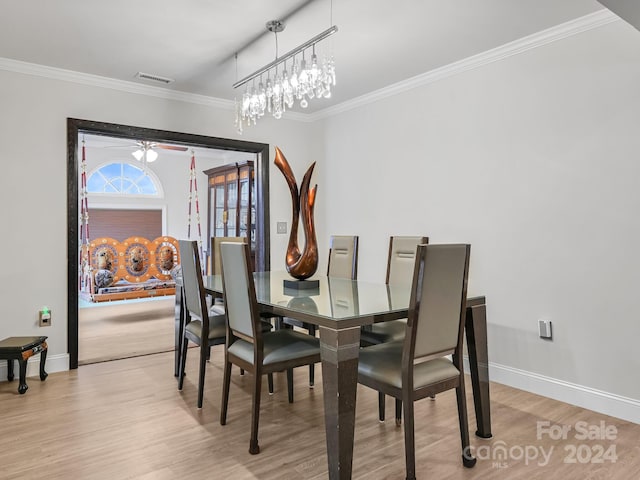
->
283;278;320;291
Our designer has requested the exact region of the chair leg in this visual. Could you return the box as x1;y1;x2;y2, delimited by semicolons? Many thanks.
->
197;342;208;408
268;373;274;394
308;326;316;387
378;392;385;422
249;369;263;454
395;398;402;426
220;359;232;425
402;394;416;480
287;368;294;403
455;380;477;468
178;338;189;390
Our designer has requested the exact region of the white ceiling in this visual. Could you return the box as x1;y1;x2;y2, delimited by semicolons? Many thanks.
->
0;1;607;114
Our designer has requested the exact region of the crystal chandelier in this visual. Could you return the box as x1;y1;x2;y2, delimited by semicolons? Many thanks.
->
234;20;337;132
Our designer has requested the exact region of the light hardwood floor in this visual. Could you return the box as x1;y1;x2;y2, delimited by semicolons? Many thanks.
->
1;349;638;479
78;297;176;364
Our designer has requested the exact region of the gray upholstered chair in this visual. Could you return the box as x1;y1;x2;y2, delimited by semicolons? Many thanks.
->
209;236;274;390
327;235;359;279
357;244;476;479
359;236;428;422
219;241;321;455
177;239;227;408
360;236;428;346
178;239;271;406
209;236;246;315
283;235;358;386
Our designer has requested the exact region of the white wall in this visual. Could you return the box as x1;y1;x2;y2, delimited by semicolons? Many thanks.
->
317;19;640;418
0;67;315;373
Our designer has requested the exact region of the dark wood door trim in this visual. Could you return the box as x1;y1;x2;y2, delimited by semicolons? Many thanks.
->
67;118;270;369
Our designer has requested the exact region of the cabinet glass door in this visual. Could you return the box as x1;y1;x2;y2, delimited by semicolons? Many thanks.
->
226;177;237;236
239;174;249;241
205;161;255;270
214;184;225;237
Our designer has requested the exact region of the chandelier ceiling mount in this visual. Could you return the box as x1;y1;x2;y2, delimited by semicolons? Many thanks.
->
265;19;285;35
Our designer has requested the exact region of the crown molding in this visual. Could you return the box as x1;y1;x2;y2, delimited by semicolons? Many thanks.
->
0;56;235;109
309;9;619;121
0;56;311;123
0;9;618;124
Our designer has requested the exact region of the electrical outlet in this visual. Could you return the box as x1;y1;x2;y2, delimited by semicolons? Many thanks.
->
277;222;287;234
538;319;552;339
39;307;51;327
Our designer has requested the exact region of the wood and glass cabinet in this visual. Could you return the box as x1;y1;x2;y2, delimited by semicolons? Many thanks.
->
204;161;255;268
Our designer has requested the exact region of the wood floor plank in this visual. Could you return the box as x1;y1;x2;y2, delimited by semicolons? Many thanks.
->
78;297;175;364
1;349;637;479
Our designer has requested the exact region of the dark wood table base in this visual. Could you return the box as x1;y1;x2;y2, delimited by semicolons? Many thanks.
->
319;327;361;480
465;299;492;438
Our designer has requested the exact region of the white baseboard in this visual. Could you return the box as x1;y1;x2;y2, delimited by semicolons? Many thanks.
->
0;353;69;382
464;357;640;425
3;353;638;425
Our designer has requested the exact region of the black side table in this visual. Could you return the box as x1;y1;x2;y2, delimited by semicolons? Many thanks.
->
0;336;48;394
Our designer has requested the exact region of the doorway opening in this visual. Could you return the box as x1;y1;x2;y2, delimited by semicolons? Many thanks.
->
68;118;271;369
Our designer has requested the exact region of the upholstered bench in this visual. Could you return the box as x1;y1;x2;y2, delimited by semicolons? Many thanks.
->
0;336;48;394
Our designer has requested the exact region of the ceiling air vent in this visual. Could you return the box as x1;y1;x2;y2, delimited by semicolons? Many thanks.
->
134;72;174;84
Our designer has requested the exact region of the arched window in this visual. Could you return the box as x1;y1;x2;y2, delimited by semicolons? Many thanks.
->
87;162;163;197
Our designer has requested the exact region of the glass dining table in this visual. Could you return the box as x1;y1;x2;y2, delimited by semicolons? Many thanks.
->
174;271;491;480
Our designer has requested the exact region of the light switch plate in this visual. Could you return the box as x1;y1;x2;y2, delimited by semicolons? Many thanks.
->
277;222;287;234
538;319;552;339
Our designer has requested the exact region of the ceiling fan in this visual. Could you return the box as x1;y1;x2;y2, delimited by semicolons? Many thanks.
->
130;141;188;163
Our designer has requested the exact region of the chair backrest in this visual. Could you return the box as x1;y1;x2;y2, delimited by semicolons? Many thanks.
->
386;236;429;286
219;241;259;341
178;240;208;322
211;236;246;275
406;244;470;360
327;235;359;280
